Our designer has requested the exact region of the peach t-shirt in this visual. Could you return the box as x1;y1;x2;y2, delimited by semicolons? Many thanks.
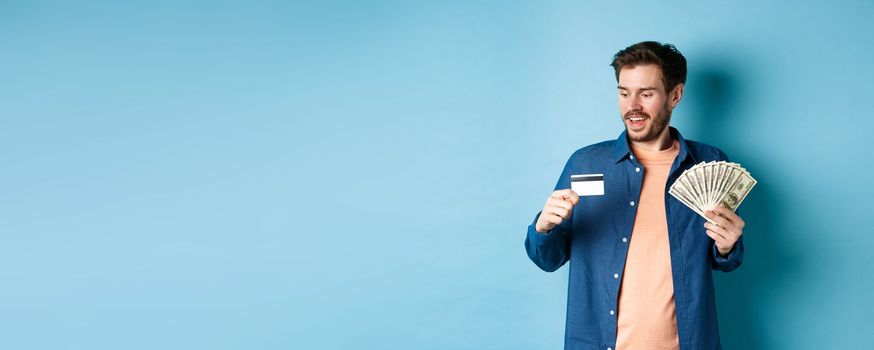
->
615;139;680;350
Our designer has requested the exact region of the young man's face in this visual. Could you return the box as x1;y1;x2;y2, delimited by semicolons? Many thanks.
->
617;64;678;143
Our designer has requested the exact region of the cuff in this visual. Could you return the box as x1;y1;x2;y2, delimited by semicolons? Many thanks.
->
711;237;744;272
527;211;562;244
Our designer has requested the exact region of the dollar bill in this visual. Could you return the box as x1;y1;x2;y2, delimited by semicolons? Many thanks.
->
717;170;757;212
668;160;757;222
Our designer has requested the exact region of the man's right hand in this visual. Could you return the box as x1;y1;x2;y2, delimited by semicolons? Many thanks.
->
534;189;580;233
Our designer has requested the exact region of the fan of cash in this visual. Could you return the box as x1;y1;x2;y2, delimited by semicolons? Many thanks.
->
668;161;757;224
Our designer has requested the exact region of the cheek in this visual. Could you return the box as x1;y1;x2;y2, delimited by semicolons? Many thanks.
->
645;100;667;115
619;102;632;115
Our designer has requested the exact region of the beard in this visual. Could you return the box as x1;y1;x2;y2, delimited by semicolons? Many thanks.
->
623;105;672;143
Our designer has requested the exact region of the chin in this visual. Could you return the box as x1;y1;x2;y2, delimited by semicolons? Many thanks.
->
627;128;657;142
625;126;648;139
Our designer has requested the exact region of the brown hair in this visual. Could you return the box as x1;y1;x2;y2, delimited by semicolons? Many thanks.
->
610;41;687;93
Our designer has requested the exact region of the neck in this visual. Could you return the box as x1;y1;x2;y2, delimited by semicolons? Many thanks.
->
629;127;673;152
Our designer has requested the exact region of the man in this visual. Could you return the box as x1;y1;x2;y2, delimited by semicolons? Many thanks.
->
525;41;745;350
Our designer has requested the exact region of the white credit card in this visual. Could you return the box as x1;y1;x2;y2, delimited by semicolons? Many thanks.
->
571;174;604;196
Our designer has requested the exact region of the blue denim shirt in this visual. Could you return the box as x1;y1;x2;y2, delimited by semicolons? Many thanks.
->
525;127;744;350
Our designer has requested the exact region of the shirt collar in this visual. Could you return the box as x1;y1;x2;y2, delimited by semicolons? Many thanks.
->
612;126;697;164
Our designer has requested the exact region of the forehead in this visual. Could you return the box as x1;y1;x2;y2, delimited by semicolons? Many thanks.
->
618;64;664;90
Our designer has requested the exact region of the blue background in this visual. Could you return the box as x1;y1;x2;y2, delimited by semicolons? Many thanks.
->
2;1;872;349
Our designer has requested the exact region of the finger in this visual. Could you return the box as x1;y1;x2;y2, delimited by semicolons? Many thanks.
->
547;205;571;220
705;229;728;244
737;216;745;229
712;205;743;228
564;191;580;206
704;210;732;230
549;198;573;211
712;203;730;215
704;222;729;239
705;222;738;242
704;229;719;241
542;213;563;226
716;212;743;234
552;189;573;199
706;230;733;254
553;189;580;205
550;191;579;208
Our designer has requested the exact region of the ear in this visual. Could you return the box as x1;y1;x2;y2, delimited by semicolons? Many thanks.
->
669;83;684;109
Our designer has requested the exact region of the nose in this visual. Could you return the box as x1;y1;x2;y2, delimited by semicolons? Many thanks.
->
626;95;642;114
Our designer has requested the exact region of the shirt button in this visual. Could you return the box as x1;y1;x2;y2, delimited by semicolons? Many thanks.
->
629;201;635;206
622;237;628;243
610;310;615;315
629;154;634;160
614;273;619;279
608;348;613;350
635;167;640;172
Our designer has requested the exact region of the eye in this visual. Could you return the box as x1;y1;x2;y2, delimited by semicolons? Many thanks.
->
642;93;653;98
619;92;628;97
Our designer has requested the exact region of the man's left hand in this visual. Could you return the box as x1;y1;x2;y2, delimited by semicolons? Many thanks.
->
704;205;745;257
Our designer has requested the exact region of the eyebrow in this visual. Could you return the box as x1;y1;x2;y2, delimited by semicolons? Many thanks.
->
617;85;658;91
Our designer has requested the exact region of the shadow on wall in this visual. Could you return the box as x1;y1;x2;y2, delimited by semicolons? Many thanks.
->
684;56;809;350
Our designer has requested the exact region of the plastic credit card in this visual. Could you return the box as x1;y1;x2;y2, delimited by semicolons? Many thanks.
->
570;174;604;196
